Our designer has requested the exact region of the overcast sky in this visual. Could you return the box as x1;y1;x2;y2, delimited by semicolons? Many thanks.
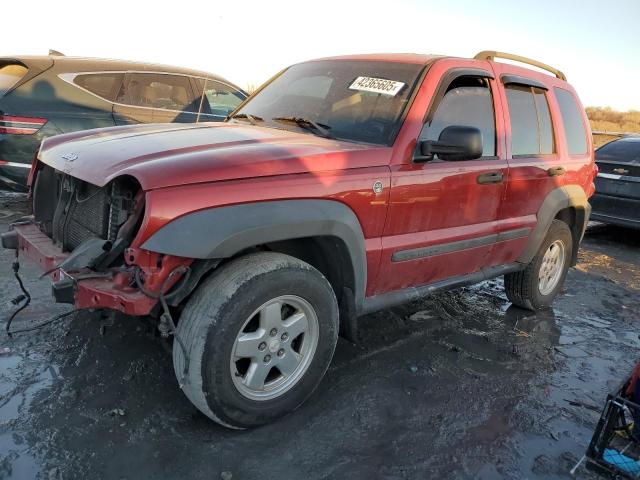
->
5;0;640;110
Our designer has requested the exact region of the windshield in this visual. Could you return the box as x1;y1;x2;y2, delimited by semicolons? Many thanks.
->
232;60;424;145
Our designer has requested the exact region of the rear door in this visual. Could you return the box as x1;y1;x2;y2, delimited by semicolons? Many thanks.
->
377;67;509;294
490;70;592;266
488;75;561;266
113;72;199;125
112;72;153;124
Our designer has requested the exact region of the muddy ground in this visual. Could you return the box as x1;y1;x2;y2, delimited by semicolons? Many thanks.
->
0;191;638;480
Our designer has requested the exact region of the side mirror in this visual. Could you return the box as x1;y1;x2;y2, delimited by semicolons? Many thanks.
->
416;125;483;162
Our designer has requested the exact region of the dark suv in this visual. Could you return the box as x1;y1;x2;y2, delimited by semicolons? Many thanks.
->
591;136;640;228
0;53;247;190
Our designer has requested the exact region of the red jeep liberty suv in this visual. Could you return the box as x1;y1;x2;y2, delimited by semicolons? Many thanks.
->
2;51;596;428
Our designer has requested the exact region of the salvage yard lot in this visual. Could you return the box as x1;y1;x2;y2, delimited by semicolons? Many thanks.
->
1;191;638;480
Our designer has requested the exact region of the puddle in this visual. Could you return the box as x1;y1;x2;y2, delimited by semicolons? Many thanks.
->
0;349;59;478
0;432;40;480
0;204;638;478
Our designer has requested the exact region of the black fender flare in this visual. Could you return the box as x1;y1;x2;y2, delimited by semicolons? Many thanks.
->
517;185;591;265
141;199;368;310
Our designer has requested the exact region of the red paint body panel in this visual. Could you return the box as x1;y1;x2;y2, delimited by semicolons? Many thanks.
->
11;224;189;315
72;278;157;315
38;123;386;190
376;59;509;292
14;223;68;271
22;54;595;314
133;166;392;292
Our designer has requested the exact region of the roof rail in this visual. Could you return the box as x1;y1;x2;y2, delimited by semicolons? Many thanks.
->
474;51;566;81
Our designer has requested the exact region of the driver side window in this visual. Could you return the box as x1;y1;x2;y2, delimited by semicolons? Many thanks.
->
420;76;496;157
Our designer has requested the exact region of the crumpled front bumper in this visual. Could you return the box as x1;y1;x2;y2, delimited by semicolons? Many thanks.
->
2;222;158;315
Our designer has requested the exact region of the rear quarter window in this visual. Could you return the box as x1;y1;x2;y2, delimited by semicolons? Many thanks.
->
554;87;588;155
74;73;123;101
0;63;28;97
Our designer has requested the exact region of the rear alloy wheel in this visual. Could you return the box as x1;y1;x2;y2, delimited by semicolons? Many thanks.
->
504;219;573;310
537;240;566;296
173;252;338;429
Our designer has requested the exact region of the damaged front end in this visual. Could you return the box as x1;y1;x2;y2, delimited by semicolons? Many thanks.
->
1;163;192;316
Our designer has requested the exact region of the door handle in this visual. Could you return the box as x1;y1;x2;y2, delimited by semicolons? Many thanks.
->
547;166;566;177
477;171;504;184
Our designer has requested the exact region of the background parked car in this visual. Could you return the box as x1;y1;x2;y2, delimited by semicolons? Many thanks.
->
0;53;247;191
591;135;640;228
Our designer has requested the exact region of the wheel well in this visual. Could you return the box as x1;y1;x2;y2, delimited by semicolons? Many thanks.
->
259;236;358;341
261;236;356;302
554;207;585;265
170;235;360;340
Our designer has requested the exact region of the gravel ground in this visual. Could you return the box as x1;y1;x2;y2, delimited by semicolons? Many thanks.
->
0;191;638;480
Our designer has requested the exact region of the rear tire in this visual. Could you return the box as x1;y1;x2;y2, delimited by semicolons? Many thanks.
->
504;219;573;310
173;252;339;429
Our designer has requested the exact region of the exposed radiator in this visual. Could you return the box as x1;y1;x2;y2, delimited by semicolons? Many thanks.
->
52;176;111;251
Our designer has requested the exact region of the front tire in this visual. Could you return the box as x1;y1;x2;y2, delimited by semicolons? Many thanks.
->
173;252;339;429
504;219;573;310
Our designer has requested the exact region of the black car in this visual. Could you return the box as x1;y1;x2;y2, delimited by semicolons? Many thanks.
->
0;53;247;191
591;136;640;228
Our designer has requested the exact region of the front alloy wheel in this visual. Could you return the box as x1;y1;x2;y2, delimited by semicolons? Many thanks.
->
173;252;338;429
231;295;319;401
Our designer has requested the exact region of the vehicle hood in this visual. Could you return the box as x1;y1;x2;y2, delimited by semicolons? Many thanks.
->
38;123;386;190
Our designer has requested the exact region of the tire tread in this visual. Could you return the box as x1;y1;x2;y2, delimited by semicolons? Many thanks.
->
504;219;572;311
173;252;338;429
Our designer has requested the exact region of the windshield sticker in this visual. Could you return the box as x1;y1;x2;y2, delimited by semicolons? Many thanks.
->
349;77;405;96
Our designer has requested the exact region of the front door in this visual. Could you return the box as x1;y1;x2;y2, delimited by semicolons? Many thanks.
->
192;77;247;122
376;72;509;294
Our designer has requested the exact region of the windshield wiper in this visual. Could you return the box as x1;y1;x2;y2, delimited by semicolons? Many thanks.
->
227;113;263;125
271;117;333;139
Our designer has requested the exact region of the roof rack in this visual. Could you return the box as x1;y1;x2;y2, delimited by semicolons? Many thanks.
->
474;51;566;81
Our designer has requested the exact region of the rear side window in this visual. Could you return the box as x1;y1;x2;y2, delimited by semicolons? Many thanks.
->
554;88;588;155
421;76;496;157
0;63;28;97
506;85;554;156
195;78;246;117
74;73;123;101
117;73;195;111
596;138;640;163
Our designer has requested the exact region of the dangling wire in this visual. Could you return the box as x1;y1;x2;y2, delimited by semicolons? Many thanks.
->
4;250;76;337
7;309;77;336
5;251;31;336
